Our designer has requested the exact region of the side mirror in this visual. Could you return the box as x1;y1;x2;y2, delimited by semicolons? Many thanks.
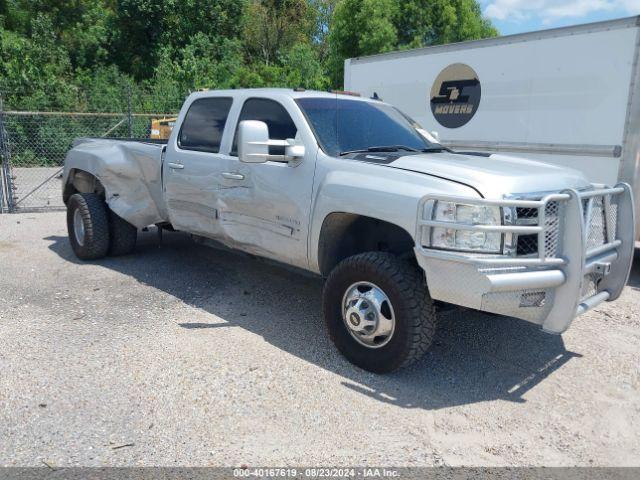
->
238;120;269;163
238;120;305;164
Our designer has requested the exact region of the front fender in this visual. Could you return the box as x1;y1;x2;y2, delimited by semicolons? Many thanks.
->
308;166;480;273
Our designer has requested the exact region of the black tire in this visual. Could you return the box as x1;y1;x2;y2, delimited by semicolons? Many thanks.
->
108;210;137;256
66;193;110;260
323;252;437;373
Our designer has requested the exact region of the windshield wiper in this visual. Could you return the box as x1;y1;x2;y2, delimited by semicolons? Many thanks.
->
421;146;452;153
339;145;419;156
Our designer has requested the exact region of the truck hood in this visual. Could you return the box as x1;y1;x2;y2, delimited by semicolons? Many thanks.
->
388;152;591;198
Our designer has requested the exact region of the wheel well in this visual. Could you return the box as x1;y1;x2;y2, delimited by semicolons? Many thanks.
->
318;213;415;276
63;169;105;204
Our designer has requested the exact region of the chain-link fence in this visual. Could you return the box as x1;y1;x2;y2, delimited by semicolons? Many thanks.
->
0;103;177;212
0;110;16;213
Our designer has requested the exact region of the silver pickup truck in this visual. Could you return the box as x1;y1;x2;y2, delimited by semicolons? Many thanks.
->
62;88;635;373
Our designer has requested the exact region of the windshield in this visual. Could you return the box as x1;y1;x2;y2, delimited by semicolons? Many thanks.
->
296;97;439;157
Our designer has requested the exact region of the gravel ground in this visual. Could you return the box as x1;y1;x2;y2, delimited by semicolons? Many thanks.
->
0;211;639;467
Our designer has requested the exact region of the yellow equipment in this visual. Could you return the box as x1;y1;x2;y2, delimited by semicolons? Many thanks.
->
150;117;177;140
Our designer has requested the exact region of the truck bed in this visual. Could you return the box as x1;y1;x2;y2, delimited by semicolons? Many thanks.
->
73;137;168;147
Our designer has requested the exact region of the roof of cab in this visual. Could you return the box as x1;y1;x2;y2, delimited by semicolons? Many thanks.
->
186;87;379;103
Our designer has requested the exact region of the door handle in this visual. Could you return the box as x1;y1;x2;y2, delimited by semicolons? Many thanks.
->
168;162;184;170
221;172;245;180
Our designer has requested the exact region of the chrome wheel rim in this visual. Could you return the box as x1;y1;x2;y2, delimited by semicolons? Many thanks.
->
341;281;395;348
73;209;85;246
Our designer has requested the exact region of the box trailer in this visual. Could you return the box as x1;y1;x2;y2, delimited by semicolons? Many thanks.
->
344;16;640;237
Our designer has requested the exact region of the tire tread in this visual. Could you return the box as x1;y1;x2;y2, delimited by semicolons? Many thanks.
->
108;210;137;256
67;193;110;260
323;252;437;372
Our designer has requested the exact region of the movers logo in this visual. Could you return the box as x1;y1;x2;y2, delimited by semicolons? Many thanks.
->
430;63;481;128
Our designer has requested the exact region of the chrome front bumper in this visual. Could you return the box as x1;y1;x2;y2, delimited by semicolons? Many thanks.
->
414;184;635;333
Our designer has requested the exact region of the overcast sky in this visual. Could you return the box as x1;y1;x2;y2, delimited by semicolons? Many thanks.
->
480;0;640;34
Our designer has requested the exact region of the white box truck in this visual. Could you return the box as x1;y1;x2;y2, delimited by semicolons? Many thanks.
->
344;16;640;238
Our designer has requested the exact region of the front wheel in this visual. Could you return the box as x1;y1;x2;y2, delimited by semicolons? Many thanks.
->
322;252;437;373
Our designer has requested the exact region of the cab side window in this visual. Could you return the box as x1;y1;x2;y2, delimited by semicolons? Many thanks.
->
232;98;297;156
178;97;233;153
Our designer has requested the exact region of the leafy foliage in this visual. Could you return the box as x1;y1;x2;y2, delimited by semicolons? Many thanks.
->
0;0;497;112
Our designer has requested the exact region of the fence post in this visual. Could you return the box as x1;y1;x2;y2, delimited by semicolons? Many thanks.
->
127;84;133;138
0;94;16;213
0;94;4;213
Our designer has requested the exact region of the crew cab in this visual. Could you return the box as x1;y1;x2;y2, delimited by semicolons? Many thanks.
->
62;88;635;373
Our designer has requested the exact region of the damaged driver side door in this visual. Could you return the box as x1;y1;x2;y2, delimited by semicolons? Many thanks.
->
215;97;317;269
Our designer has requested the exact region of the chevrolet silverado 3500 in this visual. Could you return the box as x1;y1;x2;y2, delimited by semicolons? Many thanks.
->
62;88;635;373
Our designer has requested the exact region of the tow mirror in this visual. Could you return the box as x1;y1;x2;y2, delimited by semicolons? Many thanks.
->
238;120;304;164
238;120;269;163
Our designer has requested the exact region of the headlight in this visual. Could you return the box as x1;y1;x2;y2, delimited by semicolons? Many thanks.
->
430;201;503;253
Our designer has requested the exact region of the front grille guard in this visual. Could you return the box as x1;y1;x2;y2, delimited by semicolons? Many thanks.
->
415;183;635;333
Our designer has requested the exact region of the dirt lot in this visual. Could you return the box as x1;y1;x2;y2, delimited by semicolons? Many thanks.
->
1;212;639;467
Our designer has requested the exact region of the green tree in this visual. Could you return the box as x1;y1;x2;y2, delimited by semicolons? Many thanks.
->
279;43;329;90
74;65;135;112
1;0;498;113
397;0;497;47
0;0;36;33
308;0;338;62
0;0;115;68
142;34;246;111
59;2;113;69
162;0;246;48
0;14;77;110
327;0;398;86
242;0;314;65
110;0;246;80
327;0;497;87
109;0;173;80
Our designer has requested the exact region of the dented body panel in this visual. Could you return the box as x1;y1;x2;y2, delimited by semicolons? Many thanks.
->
162;91;321;270
63;139;168;228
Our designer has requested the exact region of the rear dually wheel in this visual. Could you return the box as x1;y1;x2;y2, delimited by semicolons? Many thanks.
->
66;193;110;260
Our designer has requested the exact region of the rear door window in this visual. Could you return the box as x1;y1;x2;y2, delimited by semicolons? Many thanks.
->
231;98;297;156
178;97;233;153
